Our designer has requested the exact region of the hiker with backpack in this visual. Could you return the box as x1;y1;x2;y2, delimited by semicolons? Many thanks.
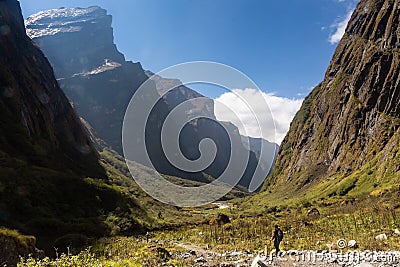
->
271;224;284;256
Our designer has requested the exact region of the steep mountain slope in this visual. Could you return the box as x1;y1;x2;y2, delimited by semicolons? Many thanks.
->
0;1;171;257
0;2;102;177
26;7;278;191
25;6;153;154
147;72;279;190
146;71;214;118
264;0;400;199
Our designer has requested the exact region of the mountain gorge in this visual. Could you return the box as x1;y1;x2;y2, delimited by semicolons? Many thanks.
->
1;0;400;265
25;6;277;191
263;0;400;199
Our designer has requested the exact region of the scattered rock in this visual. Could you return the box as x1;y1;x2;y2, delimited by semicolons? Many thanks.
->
394;229;400;235
194;256;206;263
152;247;171;260
265;206;277;213
348;240;358;248
179;252;192;259
307;208;320;216
229;251;242;257
375;233;388;241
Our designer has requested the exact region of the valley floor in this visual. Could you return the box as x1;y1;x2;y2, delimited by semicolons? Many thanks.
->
18;195;400;267
18;235;400;267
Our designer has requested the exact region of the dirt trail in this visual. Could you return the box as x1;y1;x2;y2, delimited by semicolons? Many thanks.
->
174;242;211;256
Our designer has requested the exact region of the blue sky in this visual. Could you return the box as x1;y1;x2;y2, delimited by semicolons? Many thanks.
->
21;0;358;99
21;1;359;142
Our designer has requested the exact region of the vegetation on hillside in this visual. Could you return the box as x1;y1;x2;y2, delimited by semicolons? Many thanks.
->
17;197;400;266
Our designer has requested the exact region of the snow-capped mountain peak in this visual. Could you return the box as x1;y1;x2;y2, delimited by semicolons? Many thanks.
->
25;6;108;39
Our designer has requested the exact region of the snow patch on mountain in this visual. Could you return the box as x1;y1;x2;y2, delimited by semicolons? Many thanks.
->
25;6;107;38
73;59;122;77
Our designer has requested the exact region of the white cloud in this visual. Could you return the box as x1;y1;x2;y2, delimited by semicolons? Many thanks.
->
214;88;303;144
329;9;353;44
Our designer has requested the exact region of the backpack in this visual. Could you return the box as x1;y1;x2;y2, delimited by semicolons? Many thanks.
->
277;229;284;241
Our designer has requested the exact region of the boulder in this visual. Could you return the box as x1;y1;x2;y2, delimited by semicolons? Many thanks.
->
216;214;231;225
194;256;206;263
0;230;40;267
189;250;197;256
348;240;358;248
150;247;171;260
307;208;320;216
375;234;388;241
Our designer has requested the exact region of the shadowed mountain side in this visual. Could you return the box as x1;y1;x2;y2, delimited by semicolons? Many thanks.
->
0;2;102;177
26;6;279;191
0;1;172;260
147;71;279;191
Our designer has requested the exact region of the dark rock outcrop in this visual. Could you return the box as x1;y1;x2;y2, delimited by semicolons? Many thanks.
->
0;0;103;177
266;0;400;194
0;230;40;267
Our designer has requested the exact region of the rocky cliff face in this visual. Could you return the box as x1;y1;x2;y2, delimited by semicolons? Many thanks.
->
26;7;277;191
25;6;125;79
0;0;102;176
26;6;158;153
0;1;150;256
0;230;41;267
267;0;400;194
